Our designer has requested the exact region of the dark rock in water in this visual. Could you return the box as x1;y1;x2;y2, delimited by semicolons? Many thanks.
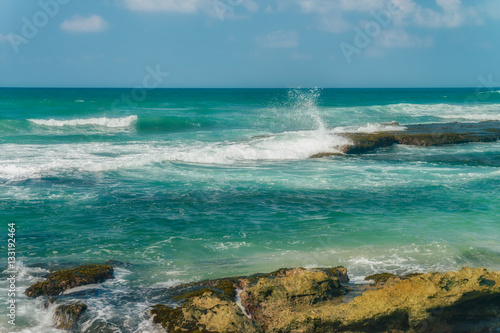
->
309;152;342;158
53;302;88;330
341;121;500;154
85;320;121;333
105;260;133;268
25;264;114;297
251;134;273;139
150;266;500;333
382;121;400;126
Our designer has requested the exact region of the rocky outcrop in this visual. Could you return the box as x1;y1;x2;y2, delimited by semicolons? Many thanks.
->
310;121;500;157
53;302;88;330
239;267;350;331
150;275;258;333
151;266;500;333
25;264;114;297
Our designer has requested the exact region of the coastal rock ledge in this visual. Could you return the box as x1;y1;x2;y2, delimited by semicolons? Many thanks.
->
150;267;500;333
25;264;114;298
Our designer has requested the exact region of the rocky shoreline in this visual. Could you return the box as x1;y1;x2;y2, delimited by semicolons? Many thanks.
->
310;121;500;157
25;264;500;332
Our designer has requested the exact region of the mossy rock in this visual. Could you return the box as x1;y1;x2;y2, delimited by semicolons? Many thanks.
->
25;264;114;297
180;277;238;301
53;302;88;330
365;272;424;285
150;304;214;333
365;273;399;284
150;305;190;333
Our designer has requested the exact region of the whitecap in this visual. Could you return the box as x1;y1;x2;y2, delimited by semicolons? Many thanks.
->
28;115;138;128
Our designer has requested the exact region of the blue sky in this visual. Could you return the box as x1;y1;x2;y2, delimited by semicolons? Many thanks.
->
0;0;500;88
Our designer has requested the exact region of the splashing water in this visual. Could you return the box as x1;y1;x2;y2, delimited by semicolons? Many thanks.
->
264;88;327;133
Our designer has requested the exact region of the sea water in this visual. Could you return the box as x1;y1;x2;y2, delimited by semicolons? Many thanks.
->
0;88;499;332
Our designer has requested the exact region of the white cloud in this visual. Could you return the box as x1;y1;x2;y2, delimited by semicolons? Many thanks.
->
297;0;386;14
394;0;482;28
122;0;259;19
61;15;109;33
378;29;433;48
297;0;484;32
479;0;500;19
319;12;352;33
364;28;433;58
256;31;299;48
123;0;204;12
0;34;11;42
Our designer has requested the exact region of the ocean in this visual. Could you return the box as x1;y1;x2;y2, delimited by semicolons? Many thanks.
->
0;88;499;332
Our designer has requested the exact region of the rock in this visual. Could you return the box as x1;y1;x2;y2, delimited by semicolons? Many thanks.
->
382;121;400;126
53;302;88;330
271;267;500;332
25;264;114;297
150;293;259;333
150;275;259;333
150;266;500;333
364;272;422;287
341;121;500;154
105;260;133;268
251;135;273;139
150;267;348;333
309;152;342;158
84;320;121;333
239;267;348;331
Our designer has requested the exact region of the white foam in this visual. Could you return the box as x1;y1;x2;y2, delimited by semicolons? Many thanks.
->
438;113;500;121
383;103;500;122
330;103;500;123
0;130;352;180
28;115;138;128
476;90;500;95
333;123;407;133
151;279;184;289
166;130;350;164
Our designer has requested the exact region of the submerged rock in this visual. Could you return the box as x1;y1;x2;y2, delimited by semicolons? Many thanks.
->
150;266;500;333
309;152;342;158
25;264;114;297
53;302;88;330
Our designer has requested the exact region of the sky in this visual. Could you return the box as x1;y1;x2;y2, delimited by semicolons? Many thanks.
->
0;0;500;88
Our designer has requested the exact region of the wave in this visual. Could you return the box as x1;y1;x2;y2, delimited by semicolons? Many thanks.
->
332;123;407;133
438;113;500;121
476;90;500;95
0;130;352;180
328;103;500;123
383;103;500;120
28;115;138;128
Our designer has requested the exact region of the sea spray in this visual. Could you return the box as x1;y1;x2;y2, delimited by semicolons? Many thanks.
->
264;88;327;133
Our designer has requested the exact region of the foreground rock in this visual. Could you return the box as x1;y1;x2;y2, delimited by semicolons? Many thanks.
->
25;264;114;297
151;267;500;332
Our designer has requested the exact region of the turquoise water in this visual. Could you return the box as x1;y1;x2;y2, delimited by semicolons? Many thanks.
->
0;88;499;332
